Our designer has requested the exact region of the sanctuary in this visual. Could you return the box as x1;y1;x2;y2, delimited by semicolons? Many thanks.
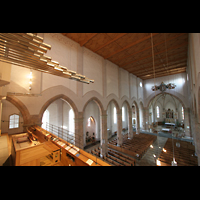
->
0;33;199;166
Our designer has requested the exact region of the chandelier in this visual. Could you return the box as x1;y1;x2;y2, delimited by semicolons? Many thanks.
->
0;33;94;84
151;81;176;92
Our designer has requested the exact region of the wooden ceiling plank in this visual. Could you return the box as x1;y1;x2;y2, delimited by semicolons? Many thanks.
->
128;49;187;71
114;33;186;63
141;70;186;80
104;33;159;59
135;64;187;76
122;41;188;68
93;33;127;52
139;67;186;78
131;56;187;74
80;33;98;47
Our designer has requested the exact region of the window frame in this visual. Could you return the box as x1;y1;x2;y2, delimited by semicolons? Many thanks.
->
9;114;20;129
156;106;160;118
182;107;184;120
114;107;117;124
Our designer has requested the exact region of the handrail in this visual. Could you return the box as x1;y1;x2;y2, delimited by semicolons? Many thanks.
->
44;122;82;149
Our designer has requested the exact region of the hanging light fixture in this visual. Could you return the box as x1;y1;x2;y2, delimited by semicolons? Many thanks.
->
0;33;94;84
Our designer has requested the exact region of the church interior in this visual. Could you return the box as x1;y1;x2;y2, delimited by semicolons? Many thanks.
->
0;33;199;166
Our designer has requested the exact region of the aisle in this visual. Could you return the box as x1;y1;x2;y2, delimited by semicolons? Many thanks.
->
0;134;10;166
135;136;168;166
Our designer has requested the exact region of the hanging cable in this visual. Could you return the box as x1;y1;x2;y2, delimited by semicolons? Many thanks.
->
151;33;161;165
164;33;177;166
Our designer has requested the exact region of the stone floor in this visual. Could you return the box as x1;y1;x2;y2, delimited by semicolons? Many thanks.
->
135;136;168;166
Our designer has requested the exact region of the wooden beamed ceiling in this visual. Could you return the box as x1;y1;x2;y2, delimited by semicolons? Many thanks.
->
61;33;188;80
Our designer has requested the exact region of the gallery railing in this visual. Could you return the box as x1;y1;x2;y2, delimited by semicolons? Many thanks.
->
44;122;82;149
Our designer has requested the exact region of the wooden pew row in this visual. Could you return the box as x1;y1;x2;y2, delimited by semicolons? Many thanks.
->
108;133;156;159
158;138;198;166
108;151;133;166
91;147;135;166
108;148;136;164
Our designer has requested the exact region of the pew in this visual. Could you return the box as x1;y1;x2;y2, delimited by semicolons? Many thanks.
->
158;138;198;166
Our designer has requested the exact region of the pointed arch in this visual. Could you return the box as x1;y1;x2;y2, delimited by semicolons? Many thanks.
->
6;96;30;124
106;99;120;113
82;96;104;115
38;94;78;124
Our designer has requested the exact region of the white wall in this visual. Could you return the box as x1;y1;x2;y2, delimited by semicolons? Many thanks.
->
106;61;119;98
120;68;129;98
1;100;24;134
83;48;103;96
144;72;188;108
1;33;143;136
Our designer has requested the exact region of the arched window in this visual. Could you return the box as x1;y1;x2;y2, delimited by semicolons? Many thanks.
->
182;107;184;120
42;109;49;129
69;109;74;133
122;106;125;122
156;106;160;118
9;114;19;129
114;107;117;124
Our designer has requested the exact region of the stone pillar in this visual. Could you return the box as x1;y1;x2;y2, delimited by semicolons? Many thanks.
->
136;110;140;134
100;110;108;157
153;108;156;123
143;107;149;130
74;112;84;149
117;109;123;146
190;112;200;166
128;109;133;139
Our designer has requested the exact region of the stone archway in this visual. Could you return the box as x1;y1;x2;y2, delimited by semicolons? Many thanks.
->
6;96;30;125
38;94;78;124
106;99;120;141
147;92;191;136
83;97;108;156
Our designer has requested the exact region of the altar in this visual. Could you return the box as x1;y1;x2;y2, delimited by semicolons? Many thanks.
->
164;108;176;124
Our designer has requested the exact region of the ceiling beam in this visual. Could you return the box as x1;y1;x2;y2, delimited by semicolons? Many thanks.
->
141;70;186;80
139;67;186;79
135;63;187;76
122;41;188;68
93;33;127;52
114;33;186;63
80;33;98;47
130;56;187;74
128;50;187;72
104;33;159;59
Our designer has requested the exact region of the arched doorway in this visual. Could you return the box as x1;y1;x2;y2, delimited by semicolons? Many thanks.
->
41;98;75;132
85;116;96;145
39;94;78;145
83;99;102;148
106;99;120;140
147;92;190;137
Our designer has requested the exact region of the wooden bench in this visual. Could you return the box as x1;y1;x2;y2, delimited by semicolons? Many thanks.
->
158;138;198;166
